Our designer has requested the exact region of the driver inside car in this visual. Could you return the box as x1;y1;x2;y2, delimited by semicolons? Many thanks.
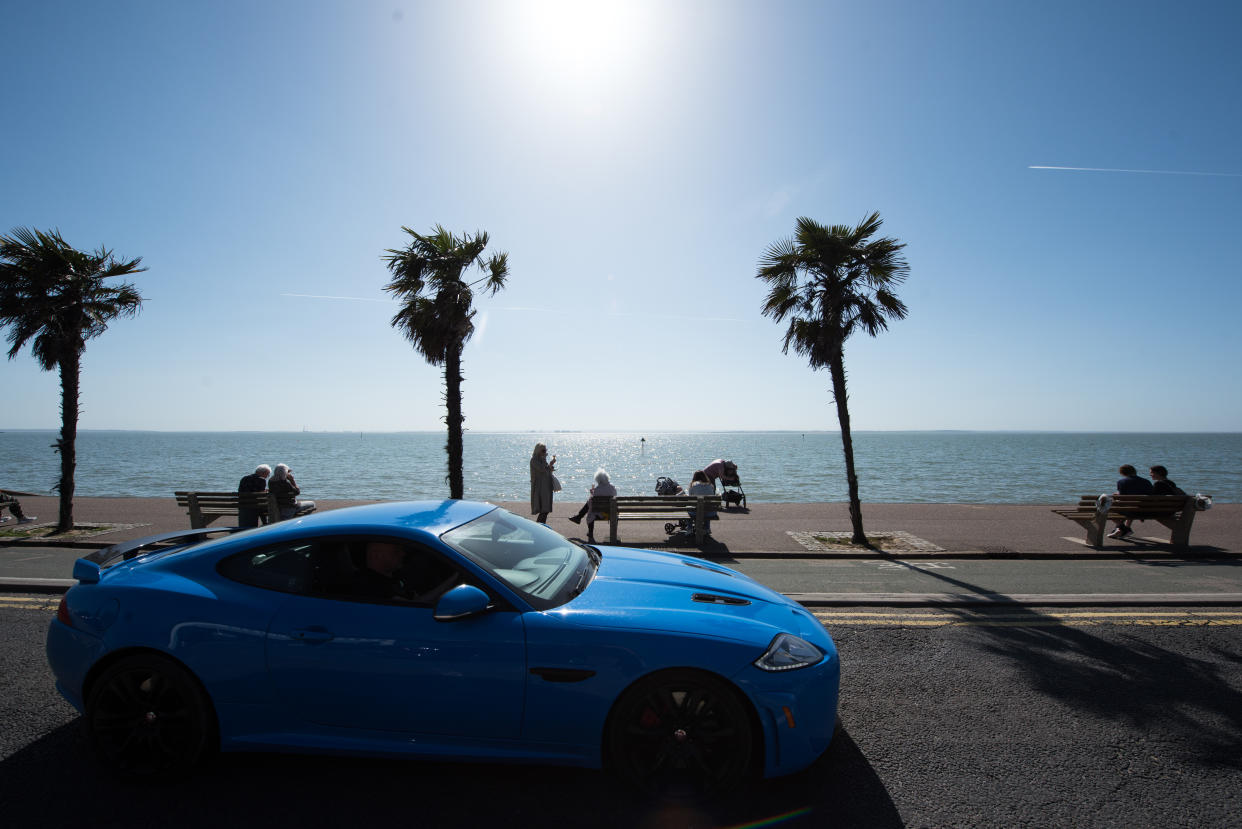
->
351;541;411;600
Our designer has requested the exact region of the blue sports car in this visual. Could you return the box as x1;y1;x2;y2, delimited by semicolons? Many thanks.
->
47;501;839;795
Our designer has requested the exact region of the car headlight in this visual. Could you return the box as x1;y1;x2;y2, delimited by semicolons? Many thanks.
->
753;633;825;672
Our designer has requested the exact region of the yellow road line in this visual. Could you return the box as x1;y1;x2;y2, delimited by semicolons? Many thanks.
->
815;611;1242;619
813;610;1242;627
0;596;56;604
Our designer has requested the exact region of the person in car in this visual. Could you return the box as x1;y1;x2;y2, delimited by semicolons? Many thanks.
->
351;541;409;599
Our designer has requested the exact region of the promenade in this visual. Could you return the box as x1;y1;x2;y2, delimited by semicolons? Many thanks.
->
4;495;1240;603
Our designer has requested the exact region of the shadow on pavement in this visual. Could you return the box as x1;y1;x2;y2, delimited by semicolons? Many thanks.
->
883;560;1242;770
0;723;901;828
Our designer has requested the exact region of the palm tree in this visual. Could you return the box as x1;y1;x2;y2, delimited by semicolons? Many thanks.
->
757;212;909;544
0;227;146;532
383;225;509;500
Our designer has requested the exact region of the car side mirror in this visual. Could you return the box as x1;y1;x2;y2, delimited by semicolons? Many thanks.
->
433;584;491;621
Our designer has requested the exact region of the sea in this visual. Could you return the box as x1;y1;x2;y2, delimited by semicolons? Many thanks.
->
0;430;1237;505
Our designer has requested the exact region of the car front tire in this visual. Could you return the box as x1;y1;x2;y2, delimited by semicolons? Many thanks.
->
85;653;217;779
606;668;754;798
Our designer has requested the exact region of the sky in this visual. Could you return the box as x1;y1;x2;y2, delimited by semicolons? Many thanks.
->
2;0;1240;433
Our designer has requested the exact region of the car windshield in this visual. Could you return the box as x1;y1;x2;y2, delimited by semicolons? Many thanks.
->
441;508;595;610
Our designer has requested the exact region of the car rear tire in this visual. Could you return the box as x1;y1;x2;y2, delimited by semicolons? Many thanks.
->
85;653;217;779
606;669;753;798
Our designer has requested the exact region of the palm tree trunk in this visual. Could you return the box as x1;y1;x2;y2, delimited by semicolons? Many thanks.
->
444;342;464;500
56;354;79;533
829;354;866;544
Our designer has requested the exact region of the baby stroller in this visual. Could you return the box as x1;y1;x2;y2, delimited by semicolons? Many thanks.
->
718;460;746;510
655;477;696;541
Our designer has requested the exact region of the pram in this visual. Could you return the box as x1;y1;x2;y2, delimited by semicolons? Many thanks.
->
717;460;746;510
656;475;722;541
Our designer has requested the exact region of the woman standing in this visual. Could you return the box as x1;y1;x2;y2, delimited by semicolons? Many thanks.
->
530;443;556;523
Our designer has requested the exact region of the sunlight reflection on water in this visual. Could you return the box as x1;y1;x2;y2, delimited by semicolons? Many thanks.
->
2;430;1238;504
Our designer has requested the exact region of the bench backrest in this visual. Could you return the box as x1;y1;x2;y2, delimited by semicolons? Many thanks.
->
1073;494;1193;514
175;491;272;509
591;494;723;509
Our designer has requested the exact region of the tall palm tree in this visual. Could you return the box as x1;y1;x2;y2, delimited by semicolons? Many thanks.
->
757;212;909;544
383;225;509;500
0;227;146;532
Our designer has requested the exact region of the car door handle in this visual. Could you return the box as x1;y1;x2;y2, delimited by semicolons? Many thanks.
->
292;627;334;644
530;667;596;683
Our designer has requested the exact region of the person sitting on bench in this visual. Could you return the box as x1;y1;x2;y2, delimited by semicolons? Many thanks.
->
1109;464;1153;538
0;490;36;525
568;468;617;544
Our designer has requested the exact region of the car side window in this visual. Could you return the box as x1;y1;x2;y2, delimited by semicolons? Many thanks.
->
308;536;463;606
218;542;314;594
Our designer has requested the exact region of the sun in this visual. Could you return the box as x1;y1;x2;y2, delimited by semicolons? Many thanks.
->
506;0;654;95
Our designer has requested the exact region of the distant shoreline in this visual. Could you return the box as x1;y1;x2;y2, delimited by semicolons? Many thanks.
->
3;428;1240;436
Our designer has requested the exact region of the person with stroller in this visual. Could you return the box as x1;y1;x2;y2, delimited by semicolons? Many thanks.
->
567;468;616;544
702;459;727;487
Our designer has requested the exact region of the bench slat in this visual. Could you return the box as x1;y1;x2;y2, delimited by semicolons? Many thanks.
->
589;495;723;544
1052;494;1197;548
175;491;278;529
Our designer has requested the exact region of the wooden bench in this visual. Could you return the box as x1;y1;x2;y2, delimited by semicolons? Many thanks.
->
1052;494;1203;548
175;491;279;529
590;494;723;545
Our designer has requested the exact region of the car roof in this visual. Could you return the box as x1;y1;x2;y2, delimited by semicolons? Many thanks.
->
268;500;500;537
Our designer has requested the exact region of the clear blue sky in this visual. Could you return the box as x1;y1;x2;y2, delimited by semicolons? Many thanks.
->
3;0;1240;433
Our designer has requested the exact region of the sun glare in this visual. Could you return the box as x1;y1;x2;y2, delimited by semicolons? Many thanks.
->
508;0;653;95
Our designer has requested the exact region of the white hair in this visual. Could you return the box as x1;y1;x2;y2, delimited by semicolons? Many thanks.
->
271;463;290;481
255;464;272;476
594;468;610;486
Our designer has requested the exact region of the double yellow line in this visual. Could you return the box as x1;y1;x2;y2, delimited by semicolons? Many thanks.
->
0;596;59;611
813;610;1242;627
7;595;1241;627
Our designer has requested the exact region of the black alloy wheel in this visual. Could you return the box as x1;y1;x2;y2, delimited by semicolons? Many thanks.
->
607;669;754;798
85;653;217;779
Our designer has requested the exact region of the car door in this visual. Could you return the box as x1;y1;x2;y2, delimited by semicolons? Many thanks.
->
264;535;527;738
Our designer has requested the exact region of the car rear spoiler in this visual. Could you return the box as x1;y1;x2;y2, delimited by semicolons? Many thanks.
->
84;527;244;568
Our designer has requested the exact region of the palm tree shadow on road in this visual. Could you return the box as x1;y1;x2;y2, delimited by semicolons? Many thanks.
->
880;559;1242;770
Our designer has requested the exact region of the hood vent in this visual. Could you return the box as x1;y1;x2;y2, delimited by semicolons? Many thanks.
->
684;560;734;577
692;593;751;606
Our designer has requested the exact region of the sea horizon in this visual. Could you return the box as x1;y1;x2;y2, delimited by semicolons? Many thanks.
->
5;428;1240;435
3;430;1238;505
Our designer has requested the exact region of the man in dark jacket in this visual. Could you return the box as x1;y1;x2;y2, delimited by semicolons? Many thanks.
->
237;464;271;528
1109;464;1153;538
1149;465;1186;496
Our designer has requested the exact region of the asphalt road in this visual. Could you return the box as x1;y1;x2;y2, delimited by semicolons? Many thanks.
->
730;556;1242;598
3;599;1239;828
7;546;1242;604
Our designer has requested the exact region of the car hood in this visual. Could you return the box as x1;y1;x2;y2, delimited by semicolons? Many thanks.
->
548;546;822;644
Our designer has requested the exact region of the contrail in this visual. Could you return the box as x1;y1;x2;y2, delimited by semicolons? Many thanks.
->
1030;165;1242;178
282;293;392;302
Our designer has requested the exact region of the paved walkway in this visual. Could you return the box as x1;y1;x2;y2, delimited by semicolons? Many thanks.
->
3;496;1238;604
4;495;1237;555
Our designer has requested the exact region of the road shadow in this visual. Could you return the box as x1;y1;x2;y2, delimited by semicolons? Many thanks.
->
0;722;901;828
880;560;1242;770
1112;537;1229;556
